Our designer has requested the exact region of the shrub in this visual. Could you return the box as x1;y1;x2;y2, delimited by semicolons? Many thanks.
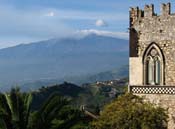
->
92;93;168;129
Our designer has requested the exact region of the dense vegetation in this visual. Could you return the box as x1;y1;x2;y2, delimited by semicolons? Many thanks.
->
32;81;126;112
0;88;90;129
92;93;168;129
0;81;168;129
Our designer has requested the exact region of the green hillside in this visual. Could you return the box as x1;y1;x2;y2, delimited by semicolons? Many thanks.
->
31;79;127;113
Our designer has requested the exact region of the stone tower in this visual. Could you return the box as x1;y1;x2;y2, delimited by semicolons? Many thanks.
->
129;3;175;128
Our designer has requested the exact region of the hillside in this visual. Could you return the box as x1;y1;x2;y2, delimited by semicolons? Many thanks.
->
0;34;128;90
20;65;128;91
31;79;127;112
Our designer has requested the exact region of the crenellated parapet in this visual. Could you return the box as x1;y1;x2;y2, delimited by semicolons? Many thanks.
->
130;7;143;26
130;3;173;26
161;3;171;15
144;4;154;18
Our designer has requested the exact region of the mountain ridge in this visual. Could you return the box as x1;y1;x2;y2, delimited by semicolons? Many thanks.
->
0;34;129;90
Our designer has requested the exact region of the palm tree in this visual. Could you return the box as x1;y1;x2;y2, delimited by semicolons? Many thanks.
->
29;93;82;129
0;88;32;129
0;88;88;129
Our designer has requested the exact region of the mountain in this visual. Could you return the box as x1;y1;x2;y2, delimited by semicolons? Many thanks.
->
0;34;128;90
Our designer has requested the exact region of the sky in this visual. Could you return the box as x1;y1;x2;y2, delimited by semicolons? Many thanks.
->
0;0;175;48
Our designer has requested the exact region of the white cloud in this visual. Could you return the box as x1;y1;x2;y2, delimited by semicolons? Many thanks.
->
95;19;107;27
45;11;55;17
0;4;128;48
76;29;129;40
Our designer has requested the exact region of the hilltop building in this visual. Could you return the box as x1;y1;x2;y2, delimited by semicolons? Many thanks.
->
129;3;175;128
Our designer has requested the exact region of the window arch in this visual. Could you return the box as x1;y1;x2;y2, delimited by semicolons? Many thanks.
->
143;43;164;85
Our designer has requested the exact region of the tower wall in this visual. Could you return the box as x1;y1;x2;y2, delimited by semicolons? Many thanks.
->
129;3;175;128
130;3;175;86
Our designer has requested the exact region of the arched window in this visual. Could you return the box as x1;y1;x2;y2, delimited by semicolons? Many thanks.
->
143;44;164;85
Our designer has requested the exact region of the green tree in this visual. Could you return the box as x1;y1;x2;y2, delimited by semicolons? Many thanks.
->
0;88;32;129
0;88;89;129
92;93;168;129
29;94;88;129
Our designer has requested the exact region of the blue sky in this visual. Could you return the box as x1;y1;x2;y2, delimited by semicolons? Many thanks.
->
0;0;175;48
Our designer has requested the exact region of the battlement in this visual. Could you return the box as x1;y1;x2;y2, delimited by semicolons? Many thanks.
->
130;7;144;26
130;3;172;24
144;4;154;17
161;3;171;15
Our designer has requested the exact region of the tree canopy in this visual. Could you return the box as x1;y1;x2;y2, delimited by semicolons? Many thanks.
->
0;88;168;129
0;88;89;129
92;93;168;129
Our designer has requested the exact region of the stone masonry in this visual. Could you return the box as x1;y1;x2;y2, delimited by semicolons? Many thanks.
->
129;3;175;129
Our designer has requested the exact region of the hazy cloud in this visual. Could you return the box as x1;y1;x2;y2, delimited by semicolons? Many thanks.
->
95;19;107;27
77;29;129;40
45;11;55;17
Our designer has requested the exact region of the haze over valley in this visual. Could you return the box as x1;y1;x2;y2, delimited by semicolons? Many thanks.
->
0;32;128;90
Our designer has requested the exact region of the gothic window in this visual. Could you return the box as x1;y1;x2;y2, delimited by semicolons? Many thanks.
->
143;44;164;85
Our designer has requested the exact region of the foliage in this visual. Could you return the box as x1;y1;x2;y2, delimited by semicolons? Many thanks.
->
0;86;169;129
29;94;88;129
32;81;126;113
0;88;32;129
0;88;89;129
31;82;86;110
92;93;168;129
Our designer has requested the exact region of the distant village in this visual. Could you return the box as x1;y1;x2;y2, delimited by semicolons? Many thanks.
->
95;78;128;87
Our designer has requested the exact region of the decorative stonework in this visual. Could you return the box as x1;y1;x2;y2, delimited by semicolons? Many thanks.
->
130;86;175;94
150;48;158;57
